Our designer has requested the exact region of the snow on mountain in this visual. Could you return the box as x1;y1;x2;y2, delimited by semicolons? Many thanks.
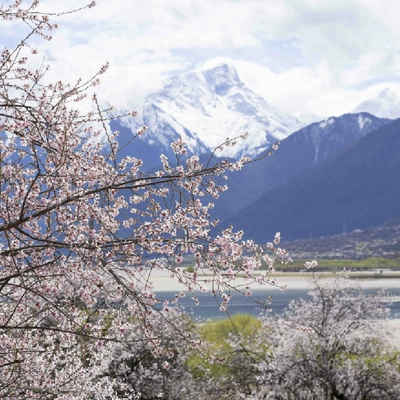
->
318;117;335;130
118;64;303;158
353;87;400;119
357;114;371;130
305;113;389;165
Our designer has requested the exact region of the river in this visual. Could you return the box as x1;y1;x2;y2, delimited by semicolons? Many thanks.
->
155;286;400;320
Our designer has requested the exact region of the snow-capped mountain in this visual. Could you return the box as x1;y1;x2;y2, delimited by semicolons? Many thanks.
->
118;64;303;158
214;112;391;222
353;87;400;119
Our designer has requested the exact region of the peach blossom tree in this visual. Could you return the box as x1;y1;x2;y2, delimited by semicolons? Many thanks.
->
253;278;400;399
0;2;285;397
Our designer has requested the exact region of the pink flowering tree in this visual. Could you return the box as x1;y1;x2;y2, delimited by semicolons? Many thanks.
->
101;307;205;399
188;277;400;399
252;277;400;399
0;1;287;397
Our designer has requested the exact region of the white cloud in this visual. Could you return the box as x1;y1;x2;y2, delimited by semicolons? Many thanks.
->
5;0;400;117
215;59;355;117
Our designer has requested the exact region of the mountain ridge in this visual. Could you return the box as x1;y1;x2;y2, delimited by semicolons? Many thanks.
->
225;118;400;242
213;112;391;221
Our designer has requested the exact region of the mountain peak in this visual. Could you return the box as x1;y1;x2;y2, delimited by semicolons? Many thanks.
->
201;63;242;95
119;63;302;158
160;63;242;99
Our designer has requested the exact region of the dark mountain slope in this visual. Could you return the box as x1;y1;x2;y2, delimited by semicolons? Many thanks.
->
213;113;390;220
226;118;400;242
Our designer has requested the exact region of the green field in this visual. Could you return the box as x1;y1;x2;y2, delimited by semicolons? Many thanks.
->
275;256;400;272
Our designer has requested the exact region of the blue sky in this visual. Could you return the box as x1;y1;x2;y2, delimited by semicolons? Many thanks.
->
3;0;400;118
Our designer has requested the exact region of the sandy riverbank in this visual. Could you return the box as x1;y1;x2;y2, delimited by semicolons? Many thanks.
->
142;268;400;292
